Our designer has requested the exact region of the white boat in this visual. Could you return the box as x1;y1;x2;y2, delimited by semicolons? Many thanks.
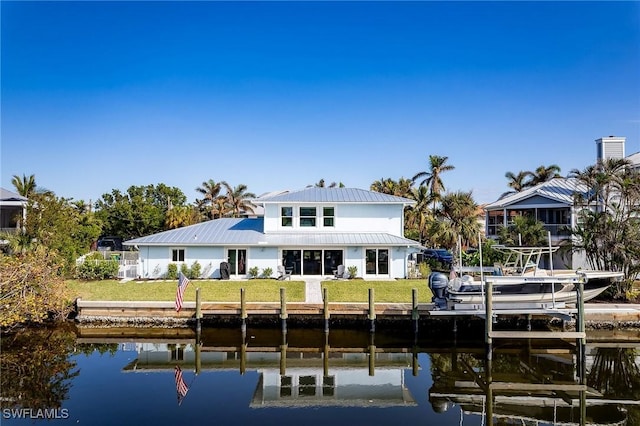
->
428;246;624;310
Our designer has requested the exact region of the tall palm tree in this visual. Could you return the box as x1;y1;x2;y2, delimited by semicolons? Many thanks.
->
312;179;343;188
412;155;455;211
11;174;37;197
530;164;562;186
434;191;481;249
195;179;222;219
370;177;412;198
221;182;257;218
501;170;533;198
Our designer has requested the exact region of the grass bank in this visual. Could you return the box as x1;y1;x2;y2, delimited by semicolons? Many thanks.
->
67;279;431;303
67;279;306;302
322;280;431;303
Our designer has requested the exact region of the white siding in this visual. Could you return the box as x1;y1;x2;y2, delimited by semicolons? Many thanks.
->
263;203;404;236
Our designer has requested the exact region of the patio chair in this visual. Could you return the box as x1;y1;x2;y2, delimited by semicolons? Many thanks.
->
277;265;292;281
333;264;346;279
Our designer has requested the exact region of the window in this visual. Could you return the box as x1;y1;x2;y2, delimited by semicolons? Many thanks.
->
227;249;247;275
281;207;293;227
300;207;317;227
366;249;389;275
171;249;185;262
323;207;335;227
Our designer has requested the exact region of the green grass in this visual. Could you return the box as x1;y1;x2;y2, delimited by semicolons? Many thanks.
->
67;279;306;302
321;280;431;303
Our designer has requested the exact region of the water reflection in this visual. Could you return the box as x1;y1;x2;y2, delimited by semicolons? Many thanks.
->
2;325;640;425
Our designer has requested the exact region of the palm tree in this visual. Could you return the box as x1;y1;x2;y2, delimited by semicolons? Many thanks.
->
221;182;257;218
195;180;222;219
433;191;481;249
165;206;199;229
311;179;343;188
370;177;412;198
412;155;455;211
497;214;548;246
11;174;37;197
501;171;533;198
529;164;562;186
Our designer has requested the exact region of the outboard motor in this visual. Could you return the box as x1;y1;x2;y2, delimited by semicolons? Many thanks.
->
428;272;449;310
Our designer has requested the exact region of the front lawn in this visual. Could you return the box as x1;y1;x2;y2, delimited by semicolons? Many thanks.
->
67;279;306;302
321;279;431;303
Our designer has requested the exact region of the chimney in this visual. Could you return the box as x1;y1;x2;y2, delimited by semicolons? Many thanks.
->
596;136;626;162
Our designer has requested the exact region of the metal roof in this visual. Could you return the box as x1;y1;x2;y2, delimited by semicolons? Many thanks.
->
255;187;415;205
485;177;589;209
124;217;420;247
0;187;28;202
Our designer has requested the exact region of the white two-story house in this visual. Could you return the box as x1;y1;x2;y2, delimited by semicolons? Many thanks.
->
124;187;420;279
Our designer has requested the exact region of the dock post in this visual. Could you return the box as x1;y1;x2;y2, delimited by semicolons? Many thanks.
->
240;288;247;334
280;328;287;376
411;288;419;334
195;287;202;334
577;278;586;345
280;287;288;333
323;332;330;377
485;278;493;360
323;287;330;334
240;339;247;375
412;346;419;377
368;288;376;333
368;332;375;376
195;319;202;375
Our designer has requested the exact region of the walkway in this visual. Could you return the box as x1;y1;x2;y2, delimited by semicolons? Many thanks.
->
304;277;323;303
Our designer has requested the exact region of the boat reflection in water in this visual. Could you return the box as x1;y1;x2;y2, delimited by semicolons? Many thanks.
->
74;326;640;425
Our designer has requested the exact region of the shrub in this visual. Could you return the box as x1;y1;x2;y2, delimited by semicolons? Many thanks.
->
190;261;201;279
167;263;178;280
418;262;431;279
347;266;358;279
248;266;259;279
180;263;189;278
77;258;119;280
262;267;273;279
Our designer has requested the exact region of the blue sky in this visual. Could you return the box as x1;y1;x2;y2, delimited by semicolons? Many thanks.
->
2;1;639;205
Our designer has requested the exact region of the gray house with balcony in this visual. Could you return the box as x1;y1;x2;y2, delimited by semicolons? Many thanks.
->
484;136;639;269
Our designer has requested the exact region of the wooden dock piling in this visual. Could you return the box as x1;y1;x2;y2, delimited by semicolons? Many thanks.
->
368;288;376;333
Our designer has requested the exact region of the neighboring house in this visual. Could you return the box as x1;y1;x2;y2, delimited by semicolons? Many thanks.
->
125;187;420;279
484;177;588;268
484;136;638;269
0;187;27;236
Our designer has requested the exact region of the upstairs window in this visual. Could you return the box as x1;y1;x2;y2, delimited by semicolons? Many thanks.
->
300;207;317;227
323;207;335;227
281;207;293;227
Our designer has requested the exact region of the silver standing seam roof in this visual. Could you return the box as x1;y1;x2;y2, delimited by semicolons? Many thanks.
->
484;177;590;209
254;187;416;205
125;218;420;247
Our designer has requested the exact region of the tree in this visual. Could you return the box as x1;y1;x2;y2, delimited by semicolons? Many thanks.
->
221;182;257;218
412;155;455;211
0;246;72;331
429;191;481;249
370;177;412;197
11;173;37;197
311;179;345;188
501;170;533;198
530;164;562;186
569;158;640;298
195;179;222;219
94;184;187;240
497;214;548;246
165;205;200;229
18;192;102;273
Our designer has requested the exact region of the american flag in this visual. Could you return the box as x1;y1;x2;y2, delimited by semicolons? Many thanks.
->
174;365;189;405
175;272;190;312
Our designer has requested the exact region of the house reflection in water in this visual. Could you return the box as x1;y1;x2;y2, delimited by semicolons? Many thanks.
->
121;343;417;408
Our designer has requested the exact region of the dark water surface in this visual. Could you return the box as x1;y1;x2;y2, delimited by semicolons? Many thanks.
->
1;323;639;425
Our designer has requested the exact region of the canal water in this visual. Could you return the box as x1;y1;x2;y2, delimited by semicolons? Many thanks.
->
1;323;639;425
